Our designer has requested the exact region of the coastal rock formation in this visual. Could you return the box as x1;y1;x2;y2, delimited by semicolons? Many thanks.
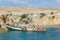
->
0;7;60;26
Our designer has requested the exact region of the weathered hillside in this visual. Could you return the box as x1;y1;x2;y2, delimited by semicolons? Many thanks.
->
0;7;60;26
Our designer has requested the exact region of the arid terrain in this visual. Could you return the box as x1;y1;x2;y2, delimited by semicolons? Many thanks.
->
0;7;60;15
0;7;60;29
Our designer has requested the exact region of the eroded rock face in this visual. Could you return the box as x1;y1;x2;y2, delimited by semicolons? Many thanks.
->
0;7;60;26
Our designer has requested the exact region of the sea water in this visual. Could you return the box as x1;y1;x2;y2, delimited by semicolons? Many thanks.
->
0;27;60;40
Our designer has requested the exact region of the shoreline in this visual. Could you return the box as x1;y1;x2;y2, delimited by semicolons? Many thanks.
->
0;25;60;31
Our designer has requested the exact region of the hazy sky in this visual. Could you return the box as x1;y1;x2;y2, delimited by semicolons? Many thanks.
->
0;0;60;8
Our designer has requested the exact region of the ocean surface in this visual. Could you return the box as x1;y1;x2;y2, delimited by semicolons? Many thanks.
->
0;27;60;40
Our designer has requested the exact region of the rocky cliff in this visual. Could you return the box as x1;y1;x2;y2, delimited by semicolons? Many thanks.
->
0;7;60;26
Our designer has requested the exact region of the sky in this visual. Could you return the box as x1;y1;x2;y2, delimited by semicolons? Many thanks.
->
0;0;60;8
